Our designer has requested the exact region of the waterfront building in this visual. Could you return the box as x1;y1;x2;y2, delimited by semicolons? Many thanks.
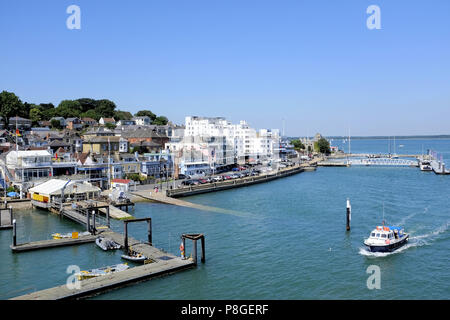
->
5;150;53;182
139;150;173;178
167;116;281;176
81;117;98;127
99;117;116;126
132;116;151;126
65;117;83;130
29;179;101;208
116;119;136;127
82;136;121;154
8;116;32;130
121;127;169;150
111;178;135;192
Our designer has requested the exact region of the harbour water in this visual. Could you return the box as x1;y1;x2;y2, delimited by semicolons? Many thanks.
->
1;139;449;300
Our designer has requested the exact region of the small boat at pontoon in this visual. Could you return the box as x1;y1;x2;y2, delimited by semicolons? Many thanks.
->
420;160;432;171
95;236;122;250
364;224;409;253
52;231;90;239
75;263;129;281
121;250;147;262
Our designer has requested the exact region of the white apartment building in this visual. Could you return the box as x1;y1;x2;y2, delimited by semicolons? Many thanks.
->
167;116;280;176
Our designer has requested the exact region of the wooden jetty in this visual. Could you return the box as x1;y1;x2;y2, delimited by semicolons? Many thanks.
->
431;160;450;175
0;205;13;230
317;161;349;167
11;233;97;252
10;225;202;300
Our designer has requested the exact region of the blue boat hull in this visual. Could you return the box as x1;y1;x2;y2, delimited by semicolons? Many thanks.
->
365;235;409;253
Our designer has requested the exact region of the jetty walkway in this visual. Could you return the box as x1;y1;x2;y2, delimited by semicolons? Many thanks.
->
11;228;195;300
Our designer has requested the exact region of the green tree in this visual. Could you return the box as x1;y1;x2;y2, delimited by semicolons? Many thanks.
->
0;91;24;127
80;109;100;120
29;107;43;126
290;139;305;150
77;98;98;114
135;110;156;121
38;103;56;120
317;138;331;154
51;119;62;129
95;99;116;118
114;110;133;120
153;116;168;125
56;100;82;118
105;122;116;130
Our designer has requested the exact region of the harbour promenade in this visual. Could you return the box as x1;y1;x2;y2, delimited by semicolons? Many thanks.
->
131;160;318;203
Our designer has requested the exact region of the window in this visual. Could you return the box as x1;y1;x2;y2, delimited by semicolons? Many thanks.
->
381;234;387;238
371;233;375;237
376;233;380;238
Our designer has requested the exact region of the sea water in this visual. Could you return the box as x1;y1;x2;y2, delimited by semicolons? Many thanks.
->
1;139;449;299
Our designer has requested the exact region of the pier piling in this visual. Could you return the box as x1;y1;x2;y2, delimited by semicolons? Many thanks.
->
12;219;17;246
346;199;351;231
182;233;206;265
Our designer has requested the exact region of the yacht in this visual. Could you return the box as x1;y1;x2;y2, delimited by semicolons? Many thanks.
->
364;224;409;253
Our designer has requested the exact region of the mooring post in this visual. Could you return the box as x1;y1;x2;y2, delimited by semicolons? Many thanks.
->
147;219;152;245
193;239;198;265
182;236;186;259
124;222;129;253
12;219;17;247
201;235;205;263
86;210;91;233
346;198;351;231
92;210;96;235
9;207;12;226
106;206;110;228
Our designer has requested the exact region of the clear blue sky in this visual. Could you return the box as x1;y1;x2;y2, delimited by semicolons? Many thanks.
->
1;0;449;136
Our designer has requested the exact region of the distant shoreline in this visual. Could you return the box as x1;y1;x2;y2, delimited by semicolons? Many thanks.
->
291;135;450;140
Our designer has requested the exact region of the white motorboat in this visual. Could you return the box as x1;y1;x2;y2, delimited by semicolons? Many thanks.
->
364;225;409;253
75;263;129;281
95;236;122;251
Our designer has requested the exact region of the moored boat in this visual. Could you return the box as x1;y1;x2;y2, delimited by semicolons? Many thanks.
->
420;160;432;171
364;225;409;253
95;236;122;250
121;251;147;262
75;263;129;281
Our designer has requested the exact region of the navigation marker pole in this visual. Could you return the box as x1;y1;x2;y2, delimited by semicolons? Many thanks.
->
346;198;351;231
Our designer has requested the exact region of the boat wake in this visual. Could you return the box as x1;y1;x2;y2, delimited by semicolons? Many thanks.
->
395;206;428;226
359;221;450;258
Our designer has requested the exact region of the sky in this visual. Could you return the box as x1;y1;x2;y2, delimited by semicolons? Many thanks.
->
0;0;449;137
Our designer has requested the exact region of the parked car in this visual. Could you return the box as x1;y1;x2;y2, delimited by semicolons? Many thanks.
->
222;175;232;180
212;176;223;182
178;174;186;180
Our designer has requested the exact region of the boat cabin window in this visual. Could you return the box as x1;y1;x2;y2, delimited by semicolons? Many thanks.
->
381;234;387;238
376;233;380;238
371;233;376;237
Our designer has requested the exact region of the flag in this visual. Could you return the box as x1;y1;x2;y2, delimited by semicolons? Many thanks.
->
179;241;185;258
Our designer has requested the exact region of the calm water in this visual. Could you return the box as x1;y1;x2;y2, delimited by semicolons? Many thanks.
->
1;139;449;300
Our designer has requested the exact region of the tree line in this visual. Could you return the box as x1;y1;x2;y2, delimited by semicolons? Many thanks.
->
0;90;168;127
